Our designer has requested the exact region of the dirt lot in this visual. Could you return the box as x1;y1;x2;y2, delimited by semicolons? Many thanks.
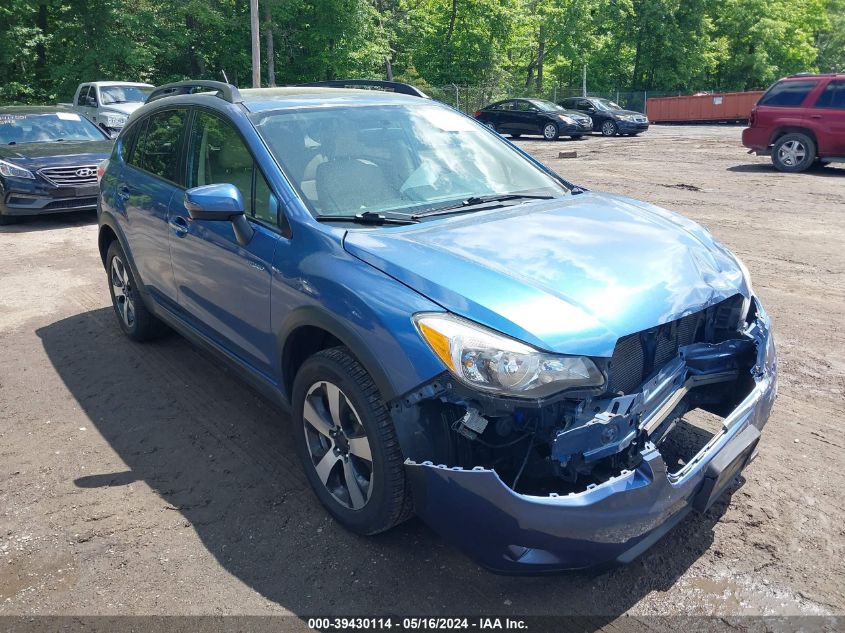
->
1;126;843;623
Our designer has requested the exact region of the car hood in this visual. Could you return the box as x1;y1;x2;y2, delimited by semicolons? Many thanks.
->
99;102;144;115
558;109;591;120
608;108;645;118
343;192;747;357
0;140;113;171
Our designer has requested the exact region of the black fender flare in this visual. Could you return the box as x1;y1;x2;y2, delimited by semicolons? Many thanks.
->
277;305;400;406
97;212;153;304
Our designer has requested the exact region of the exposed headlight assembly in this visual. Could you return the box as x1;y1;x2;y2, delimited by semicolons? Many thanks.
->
414;313;604;397
0;159;35;179
101;112;128;129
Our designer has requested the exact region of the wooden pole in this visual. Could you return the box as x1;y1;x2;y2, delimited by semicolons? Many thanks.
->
250;0;261;88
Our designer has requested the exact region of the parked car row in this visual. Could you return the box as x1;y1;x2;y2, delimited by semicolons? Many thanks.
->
474;97;649;140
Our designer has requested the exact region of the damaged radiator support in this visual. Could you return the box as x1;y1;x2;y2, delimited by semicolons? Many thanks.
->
550;337;755;472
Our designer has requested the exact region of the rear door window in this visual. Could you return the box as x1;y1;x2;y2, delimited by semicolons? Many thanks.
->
758;80;820;107
136;109;188;184
814;81;845;109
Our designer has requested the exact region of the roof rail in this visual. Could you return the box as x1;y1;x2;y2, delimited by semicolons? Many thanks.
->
297;79;430;98
146;80;243;104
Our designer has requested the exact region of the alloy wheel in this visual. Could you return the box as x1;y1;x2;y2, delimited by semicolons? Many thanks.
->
302;381;374;510
110;255;135;329
601;120;617;136
777;140;807;167
543;123;558;140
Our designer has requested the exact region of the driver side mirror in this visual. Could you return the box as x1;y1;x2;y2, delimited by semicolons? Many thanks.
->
85;96;97;107
184;183;254;246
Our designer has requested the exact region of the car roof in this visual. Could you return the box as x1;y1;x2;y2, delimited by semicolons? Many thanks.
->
238;87;426;112
141;86;431;114
0;105;76;114
87;81;155;87
782;73;844;80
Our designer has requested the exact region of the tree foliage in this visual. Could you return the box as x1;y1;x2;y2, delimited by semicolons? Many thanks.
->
0;0;837;103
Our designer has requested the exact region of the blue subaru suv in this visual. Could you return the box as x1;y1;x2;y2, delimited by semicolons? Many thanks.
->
98;80;777;573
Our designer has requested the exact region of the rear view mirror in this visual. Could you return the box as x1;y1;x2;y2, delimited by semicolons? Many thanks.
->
184;183;254;245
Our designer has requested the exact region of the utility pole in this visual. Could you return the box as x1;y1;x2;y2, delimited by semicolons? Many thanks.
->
582;64;587;97
250;0;261;88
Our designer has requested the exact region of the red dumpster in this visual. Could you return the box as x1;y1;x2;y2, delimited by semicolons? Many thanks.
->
646;91;764;123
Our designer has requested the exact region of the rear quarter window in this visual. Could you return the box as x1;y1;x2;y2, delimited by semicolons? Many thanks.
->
758;80;819;107
814;80;845;109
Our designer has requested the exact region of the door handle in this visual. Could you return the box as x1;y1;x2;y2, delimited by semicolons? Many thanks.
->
810;114;822;119
117;186;131;201
169;216;189;237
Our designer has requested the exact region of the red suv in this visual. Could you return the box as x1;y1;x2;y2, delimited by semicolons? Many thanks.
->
743;73;845;172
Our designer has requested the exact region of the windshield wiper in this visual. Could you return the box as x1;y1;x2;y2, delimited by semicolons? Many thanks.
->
314;211;418;226
412;193;554;219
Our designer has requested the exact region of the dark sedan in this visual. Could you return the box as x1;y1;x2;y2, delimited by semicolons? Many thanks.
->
474;98;593;140
558;97;650;136
0;107;112;224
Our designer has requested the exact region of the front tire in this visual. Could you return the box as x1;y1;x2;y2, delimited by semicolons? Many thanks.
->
569;134;583;140
292;347;413;535
0;213;17;226
542;123;559;141
510;133;522;139
601;120;618;136
772;133;816;173
106;241;168;341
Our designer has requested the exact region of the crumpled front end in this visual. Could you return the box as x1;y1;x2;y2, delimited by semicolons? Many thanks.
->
398;296;776;573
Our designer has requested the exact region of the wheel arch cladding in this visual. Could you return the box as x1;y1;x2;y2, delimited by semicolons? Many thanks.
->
281;324;344;398
771;126;817;148
277;303;444;409
98;224;118;267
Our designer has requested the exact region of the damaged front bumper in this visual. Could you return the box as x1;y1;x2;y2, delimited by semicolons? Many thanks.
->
404;304;777;573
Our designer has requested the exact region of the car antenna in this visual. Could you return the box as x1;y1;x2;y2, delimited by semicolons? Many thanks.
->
221;70;230;84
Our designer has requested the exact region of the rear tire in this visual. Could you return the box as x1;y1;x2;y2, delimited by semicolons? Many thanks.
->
772;133;816;173
292;347;413;535
510;133;521;139
569;135;583;140
106;240;168;341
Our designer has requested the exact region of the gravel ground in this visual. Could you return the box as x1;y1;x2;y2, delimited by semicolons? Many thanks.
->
0;125;843;623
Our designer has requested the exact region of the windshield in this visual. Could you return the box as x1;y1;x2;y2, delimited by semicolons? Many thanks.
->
99;85;153;104
593;98;623;111
528;99;564;112
252;104;567;218
0;112;105;144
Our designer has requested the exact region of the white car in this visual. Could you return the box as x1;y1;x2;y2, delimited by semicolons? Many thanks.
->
66;82;154;135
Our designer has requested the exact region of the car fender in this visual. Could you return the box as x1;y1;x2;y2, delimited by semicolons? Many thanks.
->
272;240;448;406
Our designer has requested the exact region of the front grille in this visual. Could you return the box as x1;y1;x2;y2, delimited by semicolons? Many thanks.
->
607;294;743;394
44;197;97;210
38;165;98;186
633;115;648;123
